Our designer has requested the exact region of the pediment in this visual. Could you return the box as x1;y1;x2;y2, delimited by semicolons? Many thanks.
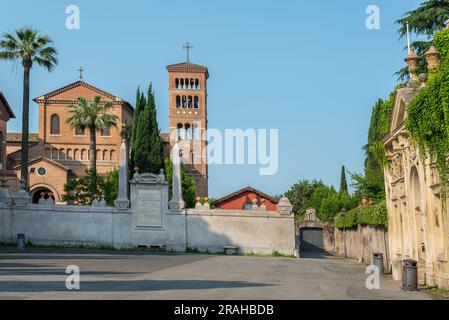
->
131;172;167;185
389;87;418;133
34;81;123;103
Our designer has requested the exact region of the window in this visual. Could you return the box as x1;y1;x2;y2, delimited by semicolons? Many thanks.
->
50;114;60;135
37;167;47;177
75;127;85;136
101;127;111;136
244;202;253;211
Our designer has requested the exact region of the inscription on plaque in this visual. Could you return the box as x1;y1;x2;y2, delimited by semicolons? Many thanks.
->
135;189;163;227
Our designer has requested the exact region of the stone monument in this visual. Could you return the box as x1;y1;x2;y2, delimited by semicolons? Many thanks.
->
130;170;168;229
114;139;130;210
168;143;185;212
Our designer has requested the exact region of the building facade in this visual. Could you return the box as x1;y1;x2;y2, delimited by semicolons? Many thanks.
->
7;80;134;203
383;49;449;288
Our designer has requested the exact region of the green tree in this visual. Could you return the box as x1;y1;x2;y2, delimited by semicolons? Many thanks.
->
164;159;196;208
103;168;119;206
66;96;118;174
62;170;103;205
131;85;164;174
339;165;348;195
284;180;327;218
0;27;58;190
395;0;449;80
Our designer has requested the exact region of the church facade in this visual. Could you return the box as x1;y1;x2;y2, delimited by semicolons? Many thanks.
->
5;60;210;202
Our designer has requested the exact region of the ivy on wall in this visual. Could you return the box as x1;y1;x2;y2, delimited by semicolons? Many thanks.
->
406;29;449;196
334;200;388;229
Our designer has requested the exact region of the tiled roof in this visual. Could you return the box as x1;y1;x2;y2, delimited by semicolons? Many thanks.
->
7;133;40;143
166;62;209;78
14;156;70;171
214;186;279;205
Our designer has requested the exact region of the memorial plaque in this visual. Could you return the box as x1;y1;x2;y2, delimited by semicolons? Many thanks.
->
135;189;163;227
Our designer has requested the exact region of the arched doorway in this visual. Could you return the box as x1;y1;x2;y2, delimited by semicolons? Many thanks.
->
410;166;426;285
30;187;56;204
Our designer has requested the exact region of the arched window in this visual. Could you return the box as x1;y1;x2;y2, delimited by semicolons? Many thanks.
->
81;149;87;161
110;150;116;161
45;148;51;158
176;95;181;108
50;114;60;135
195;79;200;89
194;96;199;109
177;123;183;141
51;148;58;159
188;96;193;109
103;149;109;161
182;96;187;108
185;124;192;140
96;149;101;161
73;149;79;160
175;78;180;89
59;149;65;160
66;149;73;160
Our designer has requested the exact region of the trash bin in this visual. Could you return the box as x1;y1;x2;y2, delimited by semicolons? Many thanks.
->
17;234;26;251
373;252;384;274
402;259;418;291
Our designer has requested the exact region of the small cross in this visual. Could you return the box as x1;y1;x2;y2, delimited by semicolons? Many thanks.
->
183;42;193;62
78;66;84;81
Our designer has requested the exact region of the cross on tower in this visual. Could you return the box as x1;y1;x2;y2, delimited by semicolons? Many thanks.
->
78;66;84;81
183;42;193;62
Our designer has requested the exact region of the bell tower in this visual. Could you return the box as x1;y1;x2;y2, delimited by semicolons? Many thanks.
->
166;47;209;197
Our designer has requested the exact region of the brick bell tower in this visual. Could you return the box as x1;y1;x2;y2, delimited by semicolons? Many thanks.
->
166;43;209;197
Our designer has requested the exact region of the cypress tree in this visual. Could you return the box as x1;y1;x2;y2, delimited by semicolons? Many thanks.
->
340;165;348;195
131;84;164;174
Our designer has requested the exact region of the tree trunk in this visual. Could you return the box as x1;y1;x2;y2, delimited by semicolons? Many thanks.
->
89;126;97;172
20;66;30;191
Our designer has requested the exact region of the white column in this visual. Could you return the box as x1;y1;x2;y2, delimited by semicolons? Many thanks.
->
114;139;130;209
169;143;185;212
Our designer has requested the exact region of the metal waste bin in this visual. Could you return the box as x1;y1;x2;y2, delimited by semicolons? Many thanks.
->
402;259;418;291
373;252;384;274
17;234;26;251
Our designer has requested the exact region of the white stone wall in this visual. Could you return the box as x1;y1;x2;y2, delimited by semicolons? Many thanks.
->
0;204;295;256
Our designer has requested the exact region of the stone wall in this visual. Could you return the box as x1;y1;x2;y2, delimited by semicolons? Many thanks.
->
0;203;295;256
334;225;389;269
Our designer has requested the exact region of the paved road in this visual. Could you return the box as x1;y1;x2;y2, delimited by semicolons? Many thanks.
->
0;248;430;300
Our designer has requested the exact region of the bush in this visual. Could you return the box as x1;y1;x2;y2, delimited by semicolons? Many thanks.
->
335;200;388;229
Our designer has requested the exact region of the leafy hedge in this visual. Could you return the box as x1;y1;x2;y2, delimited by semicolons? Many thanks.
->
406;29;449;197
335;200;388;229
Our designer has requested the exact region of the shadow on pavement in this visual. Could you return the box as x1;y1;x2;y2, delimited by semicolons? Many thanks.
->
0;279;270;292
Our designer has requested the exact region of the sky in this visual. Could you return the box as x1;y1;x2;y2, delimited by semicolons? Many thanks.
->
0;0;423;198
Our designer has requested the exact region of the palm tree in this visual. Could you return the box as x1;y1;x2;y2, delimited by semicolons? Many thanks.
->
396;0;449;80
66;96;118;173
0;27;57;190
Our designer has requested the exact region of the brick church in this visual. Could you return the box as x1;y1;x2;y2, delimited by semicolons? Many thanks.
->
4;59;210;203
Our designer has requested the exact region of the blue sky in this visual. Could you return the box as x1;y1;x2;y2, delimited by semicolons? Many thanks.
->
0;0;423;198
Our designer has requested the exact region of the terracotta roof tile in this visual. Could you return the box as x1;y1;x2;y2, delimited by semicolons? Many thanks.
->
166;62;209;78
